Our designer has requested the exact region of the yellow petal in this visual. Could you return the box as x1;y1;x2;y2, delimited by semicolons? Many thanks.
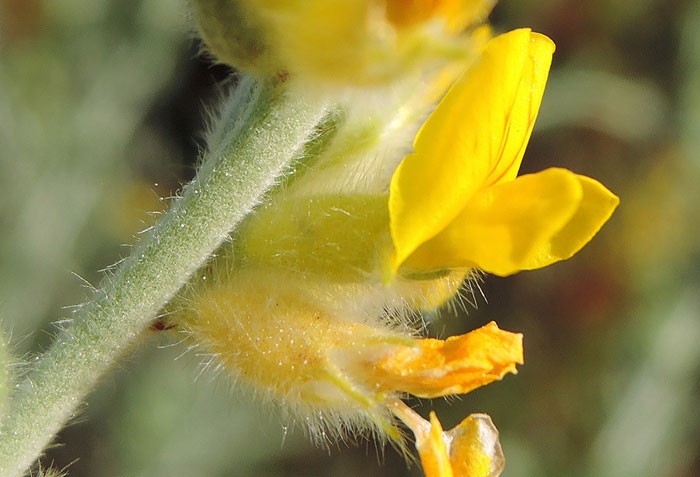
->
390;403;504;477
390;29;555;271
404;168;618;276
447;414;504;477
536;174;620;267
404;167;580;275
417;412;454;477
373;322;523;398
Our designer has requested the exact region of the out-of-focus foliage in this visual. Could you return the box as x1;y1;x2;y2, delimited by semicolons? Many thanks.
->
0;0;187;346
1;0;698;476
0;327;8;423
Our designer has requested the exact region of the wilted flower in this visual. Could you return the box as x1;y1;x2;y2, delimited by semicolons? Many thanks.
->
181;274;522;446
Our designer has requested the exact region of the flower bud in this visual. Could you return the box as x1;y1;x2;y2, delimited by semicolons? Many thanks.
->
191;0;495;85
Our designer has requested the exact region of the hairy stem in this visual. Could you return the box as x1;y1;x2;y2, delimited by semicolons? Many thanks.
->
0;76;327;476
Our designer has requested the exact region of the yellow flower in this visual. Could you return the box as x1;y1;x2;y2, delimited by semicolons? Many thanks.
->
174;17;620;477
390;29;619;277
190;0;495;85
234;30;618;286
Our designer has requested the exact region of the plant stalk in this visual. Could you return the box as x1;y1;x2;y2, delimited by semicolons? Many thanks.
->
0;76;327;476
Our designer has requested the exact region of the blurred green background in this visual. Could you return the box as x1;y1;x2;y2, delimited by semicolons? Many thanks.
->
1;0;699;475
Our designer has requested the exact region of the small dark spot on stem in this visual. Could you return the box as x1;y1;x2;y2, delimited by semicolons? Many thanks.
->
150;318;176;332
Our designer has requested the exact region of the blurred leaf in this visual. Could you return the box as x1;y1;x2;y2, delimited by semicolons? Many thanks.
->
0;0;188;345
0;326;9;423
537;69;668;142
679;0;700;171
587;292;700;477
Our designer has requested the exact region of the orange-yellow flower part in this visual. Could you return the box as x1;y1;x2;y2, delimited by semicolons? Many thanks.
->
392;402;505;477
385;0;495;33
373;321;523;398
418;413;454;477
446;414;504;476
389;29;619;277
417;412;504;477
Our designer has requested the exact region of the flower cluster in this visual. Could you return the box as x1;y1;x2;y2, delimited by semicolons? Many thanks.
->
180;1;618;475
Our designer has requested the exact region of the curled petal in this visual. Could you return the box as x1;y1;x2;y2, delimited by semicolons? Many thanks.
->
404;168;619;276
390;29;555;271
373;322;523;398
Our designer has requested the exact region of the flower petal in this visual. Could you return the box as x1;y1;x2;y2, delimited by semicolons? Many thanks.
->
538;173;620;267
373;322;523;398
417;412;454;477
403;168;618;276
391;403;505;477
390;29;555;271
447;414;504;477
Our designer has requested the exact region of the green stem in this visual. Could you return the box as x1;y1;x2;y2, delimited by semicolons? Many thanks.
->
0;76;327;476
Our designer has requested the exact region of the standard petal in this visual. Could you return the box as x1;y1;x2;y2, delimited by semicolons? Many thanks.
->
403;168;592;276
389;29;555;271
372;322;523;398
